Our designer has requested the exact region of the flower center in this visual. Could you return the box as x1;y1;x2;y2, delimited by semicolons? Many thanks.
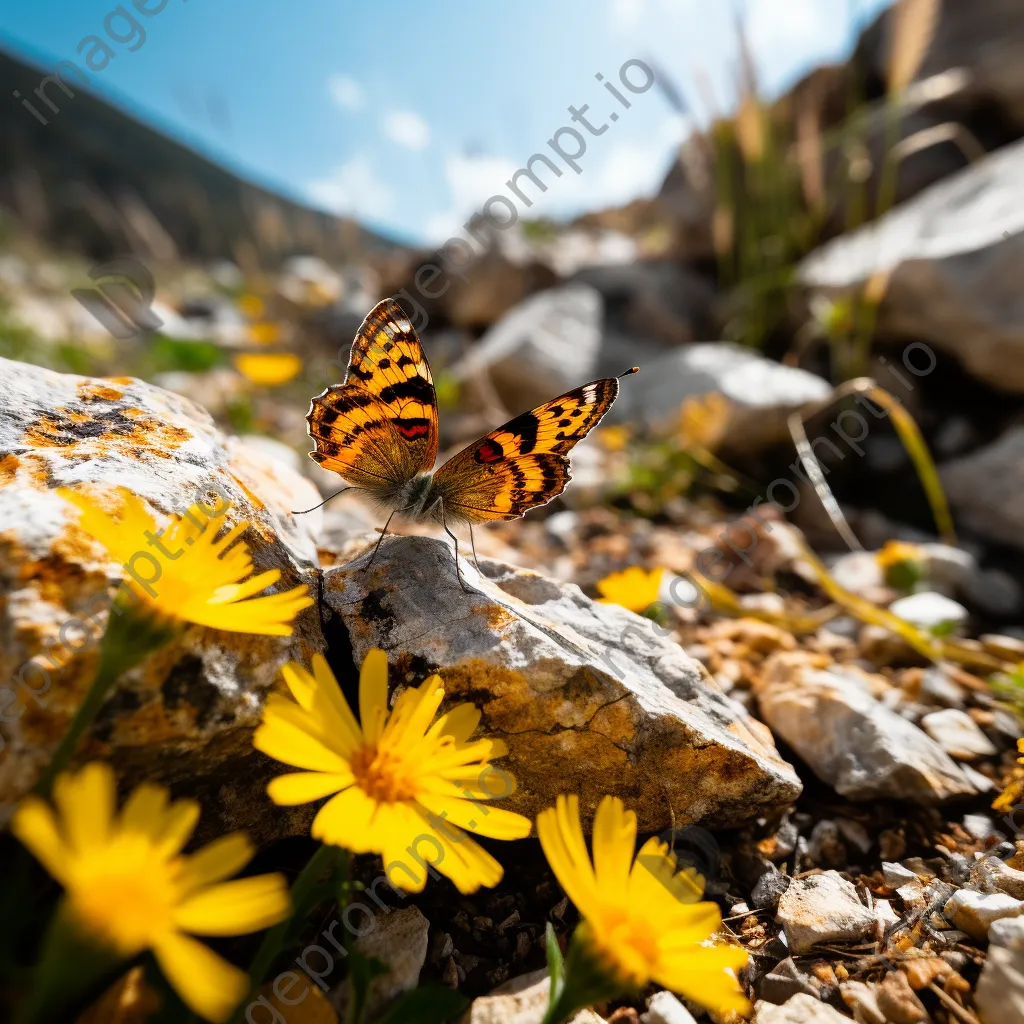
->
69;859;179;955
590;912;660;989
349;744;419;803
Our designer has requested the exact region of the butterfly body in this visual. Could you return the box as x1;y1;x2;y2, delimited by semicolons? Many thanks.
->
305;298;637;539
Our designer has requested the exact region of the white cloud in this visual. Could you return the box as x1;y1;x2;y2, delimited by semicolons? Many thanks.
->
382;110;431;150
328;74;364;111
423;152;519;241
307;154;395;219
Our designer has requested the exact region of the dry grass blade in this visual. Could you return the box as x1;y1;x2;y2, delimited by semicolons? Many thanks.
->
889;121;986;165
856;383;957;544
788;409;864;552
736;94;765;163
796;100;825;212
691;570;835;634
887;0;941;95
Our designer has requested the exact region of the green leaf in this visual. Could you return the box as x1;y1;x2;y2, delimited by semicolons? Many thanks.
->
544;922;564;1007
377;986;469;1024
345;948;389;1024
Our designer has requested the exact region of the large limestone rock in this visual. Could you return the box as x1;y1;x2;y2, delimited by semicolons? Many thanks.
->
799;138;1024;392
753;653;978;804
0;358;323;834
459;968;607;1024
322;535;802;831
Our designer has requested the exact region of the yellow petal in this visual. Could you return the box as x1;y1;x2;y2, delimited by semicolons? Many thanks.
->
254;715;352;775
311;786;386;853
655;944;751;1016
53;762;116;855
428;703;480;744
119;782;170;839
536;795;600;920
10;798;70;883
359;648;390;744
592;796;636;891
152;931;248;1023
155;799;201;858
267;771;353;806
180;833;255;892
173;874;290;936
415;795;531;841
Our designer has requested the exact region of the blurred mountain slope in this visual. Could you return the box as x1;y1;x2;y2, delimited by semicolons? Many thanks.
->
0;46;401;267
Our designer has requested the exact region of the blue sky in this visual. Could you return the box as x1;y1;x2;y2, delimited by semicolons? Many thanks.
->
3;0;891;246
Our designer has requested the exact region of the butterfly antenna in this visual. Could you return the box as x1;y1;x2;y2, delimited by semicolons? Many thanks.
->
292;486;358;515
619;366;640;378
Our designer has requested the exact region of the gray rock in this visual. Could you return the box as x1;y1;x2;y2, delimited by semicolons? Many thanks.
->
976;946;1024;1024
828;552;884;597
920;543;977;595
921;709;998;760
942;427;1024;550
331;907;430;1019
799;138;1024;392
754;653;979;804
752;866;792;913
776;871;877;954
962;567;1024;616
606;342;831;452
322;535;802;831
983;858;1024;900
0;358;322;831
757;958;817;1006
753;993;851;1023
568;260;717;348
888;592;968;631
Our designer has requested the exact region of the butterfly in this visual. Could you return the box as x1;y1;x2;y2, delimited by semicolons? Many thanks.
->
303;297;638;585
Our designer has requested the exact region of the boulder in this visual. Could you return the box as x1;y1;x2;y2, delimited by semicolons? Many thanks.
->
605;343;832;453
0;358;323;837
567;261;717;349
452;285;609;413
322;535;802;831
753;653;979;804
941;426;1024;550
799;138;1024;392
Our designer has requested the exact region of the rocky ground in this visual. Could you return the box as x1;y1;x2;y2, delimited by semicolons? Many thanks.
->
3;1;1024;1021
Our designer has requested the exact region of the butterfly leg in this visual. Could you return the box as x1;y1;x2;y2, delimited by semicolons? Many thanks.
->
365;508;400;570
438;500;471;593
469;523;482;575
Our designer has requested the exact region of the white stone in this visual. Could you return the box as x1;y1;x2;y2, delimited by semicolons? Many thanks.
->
883;862;921;887
755;654;978;804
753;993;851;1023
874;899;901;928
776;871;877;954
889;592;968;631
459;968;607;1023
921;709;998;760
990;916;1024;950
943;889;1024;940
976;946;1024;1024
642;990;698;1024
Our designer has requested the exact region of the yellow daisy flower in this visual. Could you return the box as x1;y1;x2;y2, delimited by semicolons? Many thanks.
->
595;566;664;614
58;486;313;636
11;763;290;1023
875;540;923;570
233;352;302;386
254;649;531;894
537;795;750;1016
994;737;1024;815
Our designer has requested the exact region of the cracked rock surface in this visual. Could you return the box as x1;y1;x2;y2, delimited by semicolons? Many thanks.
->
0;359;323;834
322;534;802;831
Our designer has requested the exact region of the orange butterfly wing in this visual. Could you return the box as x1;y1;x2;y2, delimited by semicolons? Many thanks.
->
431;378;622;522
307;298;438;487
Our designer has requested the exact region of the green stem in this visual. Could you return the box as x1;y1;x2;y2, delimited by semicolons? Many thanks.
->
35;600;174;797
230;843;343;1023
